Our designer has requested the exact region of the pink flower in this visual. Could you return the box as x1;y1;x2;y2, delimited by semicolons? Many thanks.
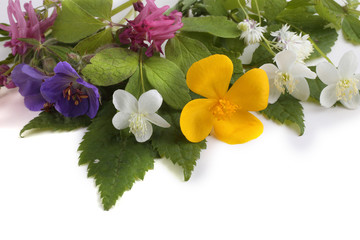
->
0;65;16;89
0;0;57;56
119;0;183;57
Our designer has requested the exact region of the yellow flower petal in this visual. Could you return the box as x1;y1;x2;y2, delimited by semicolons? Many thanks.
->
212;111;263;144
187;54;233;99
180;98;217;143
225;68;269;111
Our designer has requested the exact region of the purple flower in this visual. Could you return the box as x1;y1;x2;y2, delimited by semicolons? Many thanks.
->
119;0;183;57
11;64;49;111
0;0;57;56
0;65;16;89
40;62;100;118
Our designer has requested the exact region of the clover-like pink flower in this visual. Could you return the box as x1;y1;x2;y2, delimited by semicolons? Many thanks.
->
119;0;183;57
0;0;57;56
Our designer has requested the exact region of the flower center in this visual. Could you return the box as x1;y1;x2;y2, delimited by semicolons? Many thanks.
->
63;82;89;106
274;71;296;94
336;78;359;102
210;99;239;121
129;113;148;137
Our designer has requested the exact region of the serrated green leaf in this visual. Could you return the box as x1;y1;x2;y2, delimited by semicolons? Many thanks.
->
261;94;305;135
52;0;108;43
221;0;246;10
74;28;113;55
181;16;241;38
125;68;152;99
315;0;343;29
264;0;287;21
165;35;211;74
68;0;113;20
45;45;72;61
286;0;312;9
203;0;228;16
82;48;138;86
78;102;156;210
152;110;206;181
307;66;326;102
144;56;191;109
342;15;360;44
20;111;91;137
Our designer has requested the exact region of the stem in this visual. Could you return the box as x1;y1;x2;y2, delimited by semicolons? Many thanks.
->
254;0;262;24
260;41;276;57
111;0;139;17
237;0;249;19
139;49;145;93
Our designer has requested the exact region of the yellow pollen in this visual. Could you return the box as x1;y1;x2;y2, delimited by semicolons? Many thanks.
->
274;71;297;94
129;113;147;137
336;78;359;102
210;99;239;121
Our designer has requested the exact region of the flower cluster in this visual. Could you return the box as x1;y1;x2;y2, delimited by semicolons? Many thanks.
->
238;19;266;45
119;0;183;57
0;0;57;56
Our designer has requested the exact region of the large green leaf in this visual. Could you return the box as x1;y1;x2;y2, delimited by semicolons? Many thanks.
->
144;57;191;110
261;94;305;136
165;35;211;74
152;111;206;181
315;0;343;29
82;48;139;86
125;68;153;99
264;0;287;21
74;28;113;55
52;0;109;43
20;111;91;137
221;0;246;10
342;15;360;44
203;0;228;16
78;103;156;210
181;16;241;38
69;0;113;20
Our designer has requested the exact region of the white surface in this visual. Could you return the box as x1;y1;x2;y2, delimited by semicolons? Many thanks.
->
1;0;360;240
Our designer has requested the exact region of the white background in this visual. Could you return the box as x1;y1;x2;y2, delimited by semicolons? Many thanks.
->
1;0;360;239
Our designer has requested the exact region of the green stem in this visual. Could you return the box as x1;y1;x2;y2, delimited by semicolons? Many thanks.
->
237;0;249;19
254;0;262;24
348;9;360;16
111;0;139;17
139;49;145;94
260;41;276;57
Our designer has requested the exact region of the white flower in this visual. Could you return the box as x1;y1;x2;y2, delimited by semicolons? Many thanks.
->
316;51;360;109
271;24;313;62
260;50;316;103
112;89;170;142
237;19;266;45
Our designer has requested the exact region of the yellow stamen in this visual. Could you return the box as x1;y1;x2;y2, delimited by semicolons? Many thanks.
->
274;71;296;94
336;78;359;102
210;99;239;121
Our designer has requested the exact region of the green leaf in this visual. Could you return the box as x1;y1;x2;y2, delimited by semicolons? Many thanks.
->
181;16;241;38
20;111;91;137
78;102;156;210
152;110;206;181
251;0;265;12
125;68;152;99
144;56;191;110
315;0;343;29
45;45;72;61
74;28;113;55
68;0;113;20
0;36;11;42
261;94;305;136
286;0;312;9
221;0;246;10
18;38;42;46
165;35;211;74
82;48;139;86
203;0;228;16
307;66;326;102
264;0;287;21
0;53;15;65
342;15;360;44
250;44;274;67
52;0;108;43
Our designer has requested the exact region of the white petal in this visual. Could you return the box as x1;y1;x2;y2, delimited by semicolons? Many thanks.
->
113;89;138;113
316;62;340;85
338;51;358;79
260;63;279;80
146;113;170;128
290;62;316;79
275;50;296;73
356;74;360;88
268;78;281;104
138;89;163;114
291;77;310;101
134;121;153;142
320;84;338;108
112;112;131;130
340;94;360;109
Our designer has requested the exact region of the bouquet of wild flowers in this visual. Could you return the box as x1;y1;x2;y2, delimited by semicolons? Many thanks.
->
1;0;360;210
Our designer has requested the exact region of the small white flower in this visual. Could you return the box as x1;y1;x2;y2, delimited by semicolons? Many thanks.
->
237;19;266;45
316;51;360;109
271;24;313;62
260;50;316;103
112;89;170;142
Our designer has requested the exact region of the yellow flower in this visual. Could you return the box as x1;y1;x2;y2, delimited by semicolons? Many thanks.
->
180;54;269;144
